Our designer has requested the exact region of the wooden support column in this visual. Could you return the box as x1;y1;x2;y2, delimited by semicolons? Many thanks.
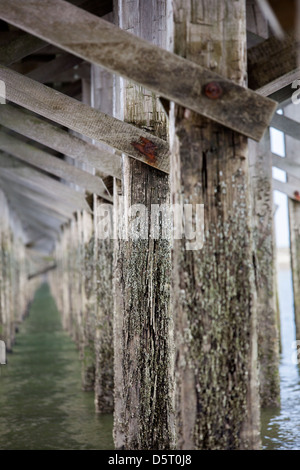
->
284;103;300;340
91;55;115;414
94;197;114;413
113;0;175;450
170;1;260;449
249;132;280;408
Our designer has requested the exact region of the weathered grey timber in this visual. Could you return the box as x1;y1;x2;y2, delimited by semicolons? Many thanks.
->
285;103;300;340
0;66;169;173
0;166;90;212
0;105;122;179
0;130;110;199
271;113;300;142
273;178;300;201
113;0;175;450
248;34;299;95
94;197;114;414
249;133;280;408
170;0;260;450
90;61;115;414
0;0;276;141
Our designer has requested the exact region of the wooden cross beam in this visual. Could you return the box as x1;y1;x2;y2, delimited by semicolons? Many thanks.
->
0;105;122;179
0;0;276;141
0;66;169;173
0;176;73;221
273;178;300;202
272;154;300;180
0;165;91;212
0;129;111;200
248;34;299;96
270;113;300;141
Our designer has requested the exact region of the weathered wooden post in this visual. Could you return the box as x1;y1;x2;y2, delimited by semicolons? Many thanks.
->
170;0;260;449
249;132;280;408
113;0;176;450
90;59;115;413
285;103;300;340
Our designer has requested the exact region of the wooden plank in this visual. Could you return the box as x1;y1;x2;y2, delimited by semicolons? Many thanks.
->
270;113;300;141
0;165;91;212
0;105;122;179
248;34;299;93
0;33;47;66
246;0;269;39
0;176;73;220
0;130;111;199
170;0;260;450
0;0;276;141
0;104;121;179
272;154;300;178
249;133;280;408
272;178;300;200
255;0;285;38
0;66;169;173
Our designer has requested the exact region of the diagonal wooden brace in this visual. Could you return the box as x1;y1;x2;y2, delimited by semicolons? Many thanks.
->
0;0;276;141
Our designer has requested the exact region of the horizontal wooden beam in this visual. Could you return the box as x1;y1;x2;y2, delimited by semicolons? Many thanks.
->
0;176;73;221
272;154;300;180
272;178;300;201
248;34;299;95
0;129;111;198
0;165;91;212
0;152;83;216
270;113;300;141
0;0;276;141
0;33;47;66
0;66;169;173
0;105;122;179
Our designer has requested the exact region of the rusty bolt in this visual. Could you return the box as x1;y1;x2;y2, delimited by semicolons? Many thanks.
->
204;82;223;99
294;191;300;201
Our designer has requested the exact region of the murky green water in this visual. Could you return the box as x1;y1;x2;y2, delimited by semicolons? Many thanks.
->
261;268;300;450
1;274;299;450
0;282;114;450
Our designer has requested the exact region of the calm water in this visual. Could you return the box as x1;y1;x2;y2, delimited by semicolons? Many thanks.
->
261;268;300;450
0;282;113;450
1;275;299;450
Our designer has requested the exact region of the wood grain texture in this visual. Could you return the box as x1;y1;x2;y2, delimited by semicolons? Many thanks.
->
0;0;276;140
248;33;299;95
113;0;175;450
0;130;111;199
0;66;169;173
170;0;260;450
0;105;122;179
249;133;280;408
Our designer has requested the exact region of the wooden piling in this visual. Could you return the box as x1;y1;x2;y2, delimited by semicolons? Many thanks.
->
170;0;260;449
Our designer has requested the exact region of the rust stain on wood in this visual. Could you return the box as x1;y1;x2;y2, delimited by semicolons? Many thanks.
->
131;137;157;165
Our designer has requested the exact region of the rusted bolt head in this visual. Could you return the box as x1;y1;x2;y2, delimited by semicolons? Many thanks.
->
204;82;223;99
294;191;300;200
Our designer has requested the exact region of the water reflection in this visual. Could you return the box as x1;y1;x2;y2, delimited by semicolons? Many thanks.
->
261;269;300;450
0;283;114;450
